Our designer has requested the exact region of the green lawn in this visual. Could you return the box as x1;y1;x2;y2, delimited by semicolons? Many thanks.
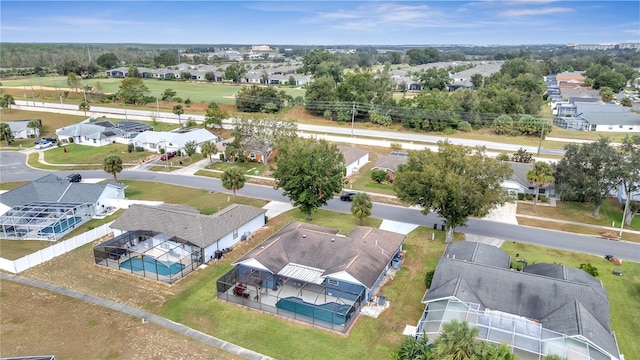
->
1;76;305;105
500;242;640;358
206;161;269;176
160;209;451;360
43;143;151;165
0;110;87;148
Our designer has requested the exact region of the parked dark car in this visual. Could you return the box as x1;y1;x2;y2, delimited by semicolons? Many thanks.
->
42;137;57;143
340;191;358;201
66;173;82;183
161;151;176;161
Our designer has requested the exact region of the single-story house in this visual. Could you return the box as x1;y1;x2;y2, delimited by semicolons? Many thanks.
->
95;203;266;283
131;128;221;154
338;145;369;175
371;152;408;182
415;241;620;360
500;162;556;197
93;120;153;140
0;174;126;240
56;116;137;146
3;119;41;139
217;222;406;332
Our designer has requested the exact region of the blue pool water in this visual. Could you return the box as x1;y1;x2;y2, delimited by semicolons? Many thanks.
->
40;217;82;234
120;255;185;276
276;297;354;325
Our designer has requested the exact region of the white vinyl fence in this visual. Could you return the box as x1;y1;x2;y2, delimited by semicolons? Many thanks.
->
0;222;115;274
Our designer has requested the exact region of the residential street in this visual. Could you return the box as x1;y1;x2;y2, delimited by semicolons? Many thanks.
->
2;150;639;262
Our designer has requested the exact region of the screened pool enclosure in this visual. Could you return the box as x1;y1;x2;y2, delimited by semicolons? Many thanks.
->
217;266;364;333
0;201;94;241
94;230;203;284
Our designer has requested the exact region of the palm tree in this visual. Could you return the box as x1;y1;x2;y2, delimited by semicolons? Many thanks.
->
526;161;554;214
27;119;42;138
221;167;246;201
1;93;14;113
103;155;123;181
200;140;218;165
351;192;372;225
172;104;184;126
78;101;90;116
432;320;480;360
0;123;14;145
397;335;430;360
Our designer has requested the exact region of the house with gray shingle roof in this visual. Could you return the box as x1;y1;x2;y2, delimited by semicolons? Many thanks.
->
3;119;41;139
500;161;556;197
0;174;126;240
95;203;266;283
337;145;369;175
415;241;620;360
217;222;406;332
372;152;408;181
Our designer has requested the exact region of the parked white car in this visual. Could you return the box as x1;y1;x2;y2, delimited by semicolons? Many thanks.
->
34;141;54;150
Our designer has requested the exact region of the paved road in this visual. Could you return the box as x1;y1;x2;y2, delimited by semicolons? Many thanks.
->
13;100;565;156
2;151;639;262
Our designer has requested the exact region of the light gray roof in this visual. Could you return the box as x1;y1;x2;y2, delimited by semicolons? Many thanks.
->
337;145;368;166
0;174;125;207
372;154;408;173
56;122;126;140
423;257;618;358
443;241;511;268
235;222;406;289
110;203;266;248
579;111;640;126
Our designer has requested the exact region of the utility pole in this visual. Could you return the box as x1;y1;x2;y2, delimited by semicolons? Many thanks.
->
619;184;631;238
537;119;546;156
351;101;355;138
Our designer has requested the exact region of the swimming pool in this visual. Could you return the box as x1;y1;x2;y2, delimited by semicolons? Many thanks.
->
40;217;82;234
276;296;355;325
120;255;185;276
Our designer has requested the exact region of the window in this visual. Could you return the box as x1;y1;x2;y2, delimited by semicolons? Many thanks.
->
608;126;614;130
233;229;238;239
327;278;339;286
619;125;623;128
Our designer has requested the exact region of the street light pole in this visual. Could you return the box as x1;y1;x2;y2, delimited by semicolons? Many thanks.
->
351;101;355;138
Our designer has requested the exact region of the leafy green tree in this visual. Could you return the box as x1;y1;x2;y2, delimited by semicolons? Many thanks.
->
67;72;81;92
621;97;632;107
305;76;337;115
593;70;627;91
351;192;372;225
302;50;337;75
415;67;451;91
78;101;90;116
230;117;298;165
526;161;554;214
118;77;151;105
619;135;640;226
406;47;441;65
161;88;176;101
180;71;192;81
554;138;623;216
0;123;14;145
470;73;484;88
599;86;615;102
204;71;217;81
394;141;513;242
272;138;345;220
172;104;184;125
103;155;123;181
235;84;284;113
204;102;228;128
183;140;197;157
200;140;218;165
96;53;120;69
315;61;343;83
431;320;480;359
128;65;141;78
224;63;247;84
154;52;179;67
371;169;387;183
221;167;246;201
27;119;41;138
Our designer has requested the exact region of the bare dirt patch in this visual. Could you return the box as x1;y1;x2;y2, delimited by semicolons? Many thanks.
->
0;281;241;360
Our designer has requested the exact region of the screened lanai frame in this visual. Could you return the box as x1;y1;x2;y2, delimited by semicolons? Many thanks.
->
93;230;203;284
217;266;365;333
417;299;615;360
0;201;94;241
553;117;589;131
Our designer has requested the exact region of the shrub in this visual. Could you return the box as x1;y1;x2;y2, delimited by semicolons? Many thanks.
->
219;153;225;160
135;146;145;152
507;129;522;137
457;121;472;132
579;263;599;277
424;270;435;288
176;149;182;156
443;128;456;135
87;225;95;230
371;169;387;183
517;193;525;200
68;137;74;143
173;97;183;103
390;142;402;150
264;215;269;224
496;153;511;161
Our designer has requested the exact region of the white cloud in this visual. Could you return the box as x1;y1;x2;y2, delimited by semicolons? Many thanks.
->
498;6;572;17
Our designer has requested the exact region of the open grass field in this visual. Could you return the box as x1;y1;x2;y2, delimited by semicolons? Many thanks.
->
1;76;306;105
0;109;86;148
500;241;640;358
0;280;243;360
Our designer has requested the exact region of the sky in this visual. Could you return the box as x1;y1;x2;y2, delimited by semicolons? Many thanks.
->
1;1;639;46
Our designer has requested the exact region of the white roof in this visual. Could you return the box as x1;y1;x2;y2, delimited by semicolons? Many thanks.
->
278;263;325;285
133;129;218;148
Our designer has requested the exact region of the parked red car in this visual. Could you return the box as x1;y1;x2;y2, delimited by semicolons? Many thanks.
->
161;151;176;161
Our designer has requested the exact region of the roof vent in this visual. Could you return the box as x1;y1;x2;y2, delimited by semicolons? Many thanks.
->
331;238;335;242
303;234;306;238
